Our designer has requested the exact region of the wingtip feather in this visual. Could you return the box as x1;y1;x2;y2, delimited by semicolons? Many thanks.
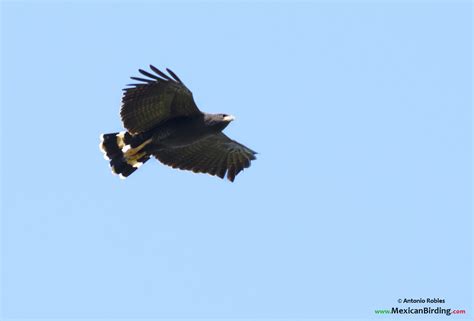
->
166;68;184;84
150;65;173;81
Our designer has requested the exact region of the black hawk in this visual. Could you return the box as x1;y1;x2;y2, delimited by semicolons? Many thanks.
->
100;65;257;182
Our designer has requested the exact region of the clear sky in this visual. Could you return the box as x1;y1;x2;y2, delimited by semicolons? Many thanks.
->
1;1;472;320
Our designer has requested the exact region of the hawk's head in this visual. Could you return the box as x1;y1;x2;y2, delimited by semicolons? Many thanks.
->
204;113;235;131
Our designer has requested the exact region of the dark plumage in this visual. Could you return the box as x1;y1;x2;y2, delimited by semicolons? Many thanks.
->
100;65;257;182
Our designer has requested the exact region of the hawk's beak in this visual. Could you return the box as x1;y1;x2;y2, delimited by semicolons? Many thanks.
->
223;115;235;122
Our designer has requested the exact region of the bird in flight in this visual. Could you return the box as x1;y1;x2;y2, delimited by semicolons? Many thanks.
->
100;65;257;182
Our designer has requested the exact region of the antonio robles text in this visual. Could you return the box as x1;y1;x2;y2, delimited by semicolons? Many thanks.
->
399;298;445;304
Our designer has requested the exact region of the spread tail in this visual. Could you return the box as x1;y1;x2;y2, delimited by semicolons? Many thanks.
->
99;131;151;179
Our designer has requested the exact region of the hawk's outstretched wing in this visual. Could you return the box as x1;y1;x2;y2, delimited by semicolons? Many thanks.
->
121;66;201;134
153;133;257;182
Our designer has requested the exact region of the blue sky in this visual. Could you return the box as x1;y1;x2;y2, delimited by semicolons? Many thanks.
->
1;1;472;320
